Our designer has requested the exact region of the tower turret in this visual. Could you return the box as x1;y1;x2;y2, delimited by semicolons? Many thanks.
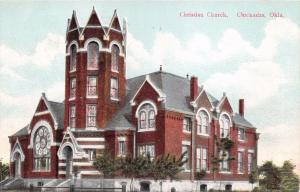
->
64;8;126;130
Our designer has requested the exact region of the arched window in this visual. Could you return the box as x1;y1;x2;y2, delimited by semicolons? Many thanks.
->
33;126;51;171
87;42;99;69
111;44;119;72
70;44;77;71
197;110;209;135
220;114;231;138
138;103;156;131
139;111;146;129
148;110;155;128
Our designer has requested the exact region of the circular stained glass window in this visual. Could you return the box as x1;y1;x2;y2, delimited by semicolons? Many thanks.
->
34;126;51;156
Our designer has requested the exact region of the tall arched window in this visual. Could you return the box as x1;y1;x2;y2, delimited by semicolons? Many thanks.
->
139;111;146;129
70;44;77;71
138;103;156;131
220;114;231;138
33;126;51;171
87;42;99;69
111;44;119;72
197;110;209;135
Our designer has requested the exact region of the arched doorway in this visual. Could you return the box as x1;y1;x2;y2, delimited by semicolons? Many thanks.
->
14;152;21;178
63;146;73;178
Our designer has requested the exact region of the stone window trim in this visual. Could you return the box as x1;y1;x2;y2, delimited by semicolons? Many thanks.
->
137;144;155;160
86;104;97;128
238;127;246;142
86;76;98;98
111;44;120;73
183;117;192;133
196;108;211;136
69;105;76;128
33;126;51;172
136;100;157;132
219;112;232;138
69;78;76;100
70;43;77;72
87;41;100;70
196;146;208;172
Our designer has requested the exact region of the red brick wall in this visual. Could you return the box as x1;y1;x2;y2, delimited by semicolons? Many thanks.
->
65;26;125;130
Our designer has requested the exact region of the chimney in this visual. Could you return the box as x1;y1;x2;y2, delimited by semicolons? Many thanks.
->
190;76;198;101
239;99;244;117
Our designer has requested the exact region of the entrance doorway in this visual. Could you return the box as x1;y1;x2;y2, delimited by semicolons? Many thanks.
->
63;146;73;178
14;153;21;177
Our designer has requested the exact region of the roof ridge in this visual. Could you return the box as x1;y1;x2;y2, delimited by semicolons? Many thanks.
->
127;70;190;82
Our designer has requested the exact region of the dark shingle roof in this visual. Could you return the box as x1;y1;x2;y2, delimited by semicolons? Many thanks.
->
233;113;255;128
11;125;29;137
48;101;64;129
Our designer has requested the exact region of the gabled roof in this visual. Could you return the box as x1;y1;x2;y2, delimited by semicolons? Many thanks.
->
48;100;64;129
233;113;255;128
11;125;29;137
68;10;80;33
108;9;122;32
34;94;64;130
80;7;106;36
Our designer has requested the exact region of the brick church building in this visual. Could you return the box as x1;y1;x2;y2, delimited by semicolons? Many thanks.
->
8;8;259;190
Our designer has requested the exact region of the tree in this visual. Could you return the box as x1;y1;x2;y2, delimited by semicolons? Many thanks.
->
258;161;281;190
118;154;152;192
93;151;117;178
0;162;9;181
93;150;118;190
151;152;187;192
195;170;206;192
248;169;258;191
280;160;299;192
211;135;235;190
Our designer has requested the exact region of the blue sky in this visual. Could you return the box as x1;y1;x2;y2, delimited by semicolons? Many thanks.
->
0;1;300;174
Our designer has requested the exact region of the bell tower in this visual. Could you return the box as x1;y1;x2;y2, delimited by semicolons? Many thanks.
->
64;8;127;130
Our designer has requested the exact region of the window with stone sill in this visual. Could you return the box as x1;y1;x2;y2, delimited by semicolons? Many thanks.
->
183;117;192;133
196;147;208;171
220;114;231;138
87;42;99;70
86;104;97;128
248;152;254;173
110;77;118;100
119;140;126;156
33;126;51;171
69;105;76;128
238;151;244;173
182;145;190;170
138;103;156;131
111;44;120;72
197;110;209;135
87;76;97;97
219;150;230;172
238;128;246;141
138;144;155;160
70;78;76;98
70;44;77;72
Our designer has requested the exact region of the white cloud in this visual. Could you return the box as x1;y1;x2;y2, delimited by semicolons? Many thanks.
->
204;61;286;108
126;18;299;107
0;33;64;80
258;122;300;174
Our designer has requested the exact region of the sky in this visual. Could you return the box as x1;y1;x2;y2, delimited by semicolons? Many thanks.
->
0;1;300;174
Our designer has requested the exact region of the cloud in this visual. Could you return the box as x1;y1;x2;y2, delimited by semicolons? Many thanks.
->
258;122;300;175
204;61;286;108
0;33;64;80
126;18;299;108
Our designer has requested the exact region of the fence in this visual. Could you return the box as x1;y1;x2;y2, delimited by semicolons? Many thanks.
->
25;184;126;192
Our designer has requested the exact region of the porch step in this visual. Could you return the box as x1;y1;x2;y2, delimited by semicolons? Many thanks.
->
0;178;14;187
3;178;25;189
